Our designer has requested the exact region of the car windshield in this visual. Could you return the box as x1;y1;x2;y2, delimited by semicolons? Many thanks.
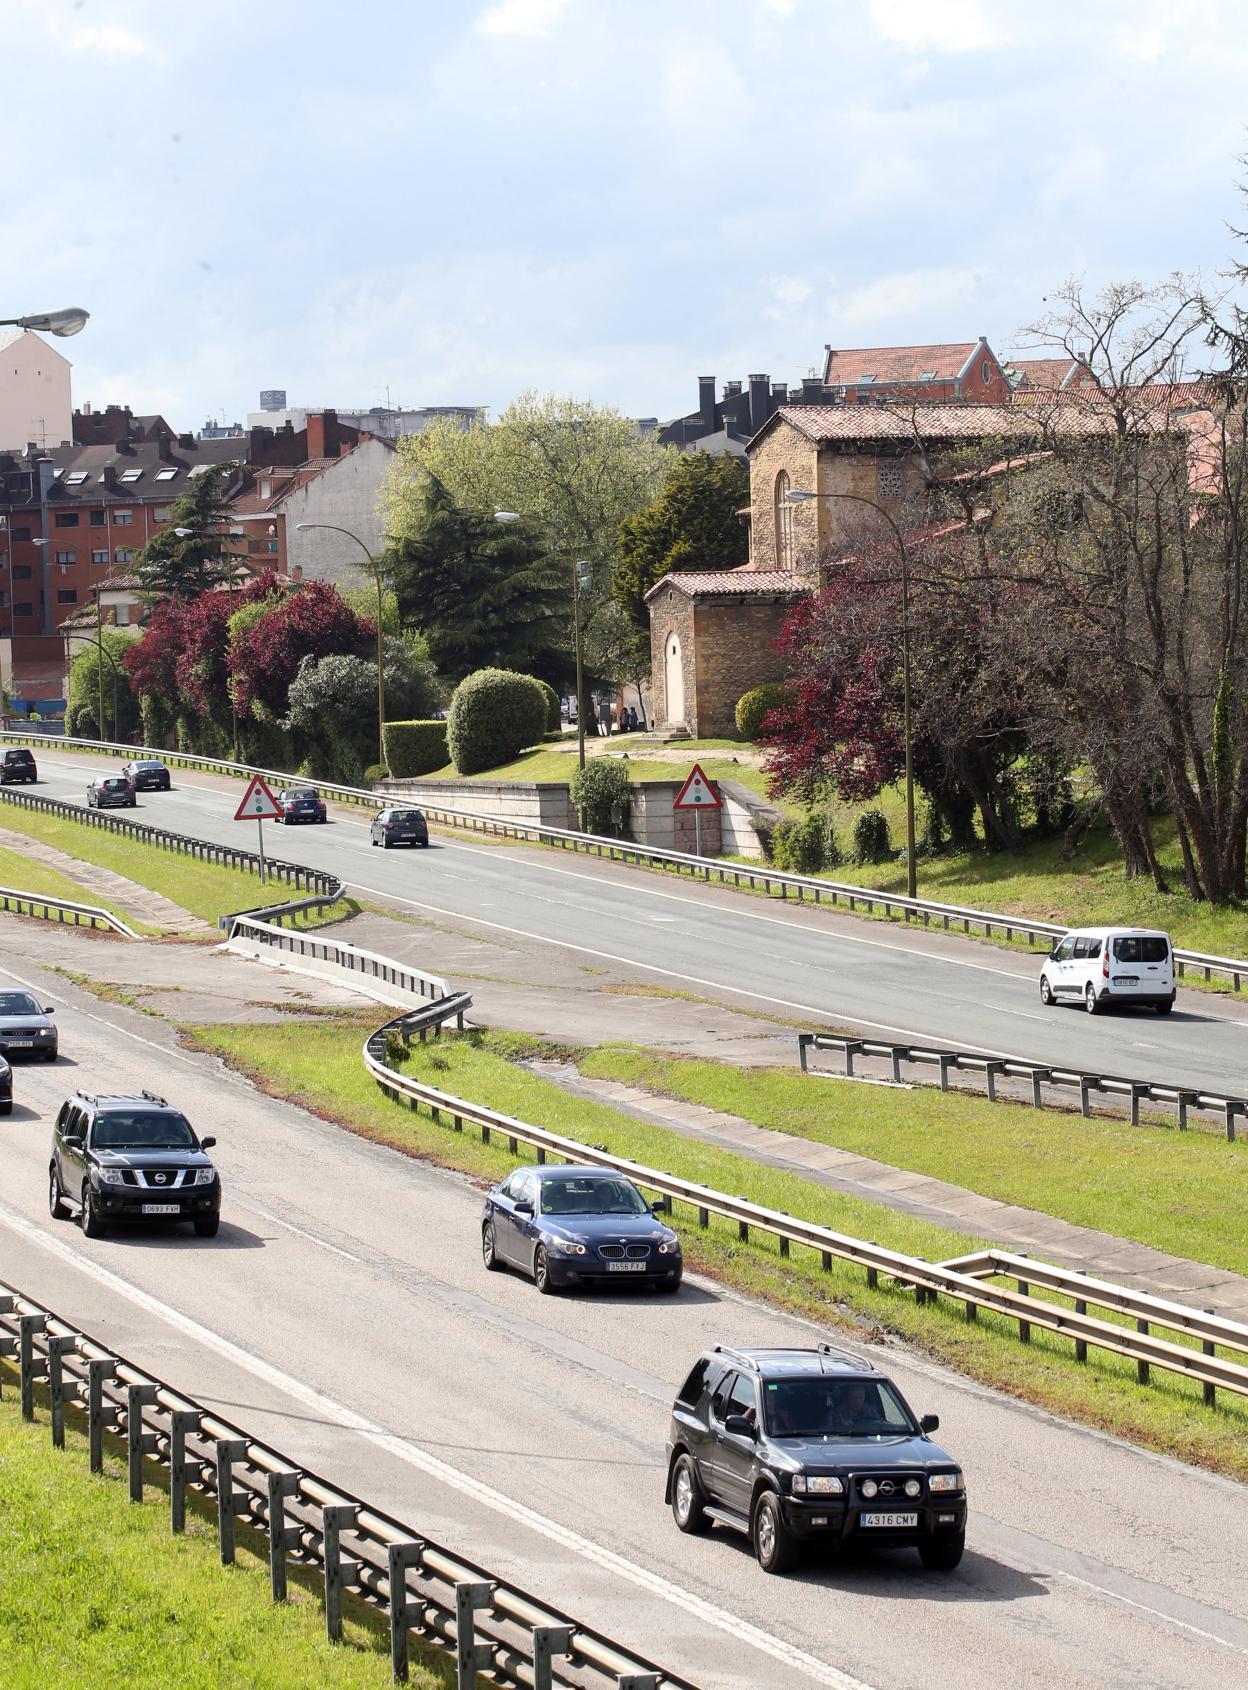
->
540;1176;649;1216
763;1377;915;1438
0;992;41;1015
1113;936;1168;963
91;1111;197;1151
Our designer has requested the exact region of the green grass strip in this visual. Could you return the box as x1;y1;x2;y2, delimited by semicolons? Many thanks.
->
0;842;141;929
576;1044;1248;1278
0;1379;445;1689
184;1019;1248;1483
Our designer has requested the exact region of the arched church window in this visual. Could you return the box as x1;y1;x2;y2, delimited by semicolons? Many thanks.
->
774;471;794;571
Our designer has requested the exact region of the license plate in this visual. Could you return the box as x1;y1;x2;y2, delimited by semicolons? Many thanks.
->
141;1203;180;1216
5;1039;34;1048
860;1511;918;1528
606;1261;647;1272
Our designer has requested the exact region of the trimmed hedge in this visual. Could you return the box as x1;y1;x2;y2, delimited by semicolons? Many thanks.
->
383;719;448;779
735;682;789;742
535;679;562;734
570;758;632;837
446;669;549;775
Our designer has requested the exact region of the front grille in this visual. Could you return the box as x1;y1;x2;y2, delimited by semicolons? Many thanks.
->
598;1245;625;1260
853;1472;924;1502
597;1243;650;1260
120;1168;190;1189
626;1244;650;1259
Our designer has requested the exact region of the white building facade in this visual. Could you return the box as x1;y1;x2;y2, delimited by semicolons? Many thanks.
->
0;330;73;451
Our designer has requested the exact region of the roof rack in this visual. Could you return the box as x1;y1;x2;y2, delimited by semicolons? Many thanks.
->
711;1346;760;1372
141;1089;168;1106
818;1342;875;1371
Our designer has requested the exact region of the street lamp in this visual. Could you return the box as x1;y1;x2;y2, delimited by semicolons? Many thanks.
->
786;487;918;899
495;511;588;770
76;621;121;743
0;307;90;337
295;523;386;771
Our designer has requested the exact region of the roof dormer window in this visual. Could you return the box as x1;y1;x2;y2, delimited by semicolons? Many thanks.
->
118;468;143;484
65;471;89;486
155;466;179;481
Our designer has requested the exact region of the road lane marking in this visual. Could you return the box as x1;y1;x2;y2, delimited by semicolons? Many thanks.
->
241;1202;363;1263
0;1199;873;1689
1052;1570;1247;1655
0;961;199;1067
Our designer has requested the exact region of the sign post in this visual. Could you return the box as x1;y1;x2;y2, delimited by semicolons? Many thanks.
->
672;762;722;858
233;775;283;884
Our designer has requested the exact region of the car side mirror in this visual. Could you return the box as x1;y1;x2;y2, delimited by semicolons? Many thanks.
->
200;1136;216;1151
1048;945;1061;960
63;1135;83;1149
514;1199;534;1216
651;1200;668;1216
723;1413;756;1439
920;1413;939;1434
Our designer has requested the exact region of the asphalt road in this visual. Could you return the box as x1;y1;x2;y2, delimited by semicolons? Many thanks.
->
2;955;1248;1690
19;748;1248;1100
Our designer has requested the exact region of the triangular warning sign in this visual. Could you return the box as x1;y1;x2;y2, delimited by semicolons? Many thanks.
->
673;762;721;811
234;774;283;821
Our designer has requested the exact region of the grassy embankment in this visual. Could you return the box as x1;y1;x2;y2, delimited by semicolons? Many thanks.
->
184;1018;1248;1482
0;804;358;932
0;841;142;930
0;1378;445;1690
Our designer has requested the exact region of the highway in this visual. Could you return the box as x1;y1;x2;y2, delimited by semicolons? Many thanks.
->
17;746;1248;1099
2;947;1248;1690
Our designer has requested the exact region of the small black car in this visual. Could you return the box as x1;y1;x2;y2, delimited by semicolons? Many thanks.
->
49;1089;221;1238
1;747;37;784
370;807;428;848
87;774;136;808
0;989;58;1060
483;1164;682;1293
123;758;172;791
666;1345;966;1574
276;787;327;823
0;1054;11;1116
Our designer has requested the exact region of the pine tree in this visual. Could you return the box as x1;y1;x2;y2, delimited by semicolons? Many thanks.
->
614;452;749;632
135;463;243;599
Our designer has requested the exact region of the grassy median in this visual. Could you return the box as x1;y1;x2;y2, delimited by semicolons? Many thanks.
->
0;1375;445;1689
184;1018;1248;1483
0;842;140;929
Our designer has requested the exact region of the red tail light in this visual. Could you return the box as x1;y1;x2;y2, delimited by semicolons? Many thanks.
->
1102;943;1110;977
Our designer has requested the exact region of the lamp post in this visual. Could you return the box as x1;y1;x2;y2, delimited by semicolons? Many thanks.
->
0;307;90;337
295;523;386;771
75;624;121;742
494;512;588;770
786;487;918;900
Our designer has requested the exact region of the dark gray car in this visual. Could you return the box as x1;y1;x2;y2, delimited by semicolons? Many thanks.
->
49;1090;221;1238
87;774;136;808
0;990;57;1061
370;807;429;848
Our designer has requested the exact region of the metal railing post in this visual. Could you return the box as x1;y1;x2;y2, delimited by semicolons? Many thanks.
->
532;1625;575;1690
19;1312;46;1420
455;1581;496;1689
215;1437;250;1564
170;1410;203;1533
46;1333;76;1447
127;1383;159;1501
322;1503;361;1643
387;1540;425;1682
267;1469;302;1601
88;1357;116;1469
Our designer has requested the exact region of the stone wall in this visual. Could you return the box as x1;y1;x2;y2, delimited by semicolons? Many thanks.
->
747;416;822;583
648;582;696;730
691;597;793;738
378;777;577;831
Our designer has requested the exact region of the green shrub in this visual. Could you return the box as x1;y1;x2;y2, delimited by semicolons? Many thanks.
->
853;809;894;865
570;758;632;837
535;679;562;734
364;763;389;785
446;669;548;776
772;812;840;875
383;719;448;779
735;682;790;742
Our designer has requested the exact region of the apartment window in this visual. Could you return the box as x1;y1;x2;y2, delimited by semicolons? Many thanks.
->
12;525;31;541
57;588;77;604
89;510;106;526
116;604;132;626
982;359;992;385
55;549;76;565
0;591;7;608
876;461;903;501
54;511;80;527
13;564;32;579
153;507;173;523
13;601;32;616
115;548;135;565
774;470;794;571
113;510;133;526
91;549;109;565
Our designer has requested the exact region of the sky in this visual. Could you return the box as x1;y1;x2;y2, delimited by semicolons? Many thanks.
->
5;0;1248;433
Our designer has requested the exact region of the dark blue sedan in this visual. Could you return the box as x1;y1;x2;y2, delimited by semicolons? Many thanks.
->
0;1053;11;1115
275;788;327;824
482;1165;683;1295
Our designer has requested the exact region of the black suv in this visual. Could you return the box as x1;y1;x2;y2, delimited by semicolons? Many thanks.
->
1;747;37;784
666;1345;966;1574
49;1089;221;1239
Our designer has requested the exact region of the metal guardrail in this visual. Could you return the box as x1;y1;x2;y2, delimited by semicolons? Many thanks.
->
0;1282;690;1690
225;915;453;1005
0;884;139;938
5;727;1248;992
359;1016;1248;1407
797;1032;1248;1141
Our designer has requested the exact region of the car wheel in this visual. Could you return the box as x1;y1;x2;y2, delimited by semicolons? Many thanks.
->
419;839;430;848
79;1183;106;1239
0;1100;11;1116
1085;984;1099;1015
919;1530;965;1572
370;836;378;846
655;1274;682;1294
42;1049;56;1062
671;1453;710;1535
1156;999;1174;1015
49;1165;70;1220
382;837;391;849
482;1220;503;1271
1039;975;1054;1006
533;1245;558;1295
752;1491;799;1574
194;1216;220;1238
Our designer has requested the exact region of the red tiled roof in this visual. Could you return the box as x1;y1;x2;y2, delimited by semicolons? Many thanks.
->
645;568;806;601
822;342;979;386
1005;356;1086;389
769;402;1185;446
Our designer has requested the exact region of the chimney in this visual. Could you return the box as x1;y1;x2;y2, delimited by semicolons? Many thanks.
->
177;432;194;449
723;380;742;398
82;400;93;416
36;457;56;500
306;409;340;460
771;381;788;405
100;465;117;491
698;376;716;435
748;374;770;434
801;377;822;403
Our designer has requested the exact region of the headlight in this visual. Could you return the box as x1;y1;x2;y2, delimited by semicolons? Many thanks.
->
551;1238;586;1255
794;1475;843;1496
929;1472;962;1493
96;1167;125;1186
37;1027;54;1037
657;1239;680;1255
860;1479;878;1499
193;1168;216;1186
904;1479;922;1498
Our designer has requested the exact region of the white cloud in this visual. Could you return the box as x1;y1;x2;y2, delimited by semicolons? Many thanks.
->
826;267;994;331
65;23;159;61
866;0;1018;52
475;0;575;38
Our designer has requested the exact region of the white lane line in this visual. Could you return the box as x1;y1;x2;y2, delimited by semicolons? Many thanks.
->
0;961;199;1067
240;1202;362;1263
1051;1570;1247;1656
0;1199;871;1690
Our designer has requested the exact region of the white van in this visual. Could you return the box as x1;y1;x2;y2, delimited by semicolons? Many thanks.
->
1039;928;1175;1015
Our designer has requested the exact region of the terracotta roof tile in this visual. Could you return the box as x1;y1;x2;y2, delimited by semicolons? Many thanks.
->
645;568;806;601
770;401;1186;445
822;342;978;386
